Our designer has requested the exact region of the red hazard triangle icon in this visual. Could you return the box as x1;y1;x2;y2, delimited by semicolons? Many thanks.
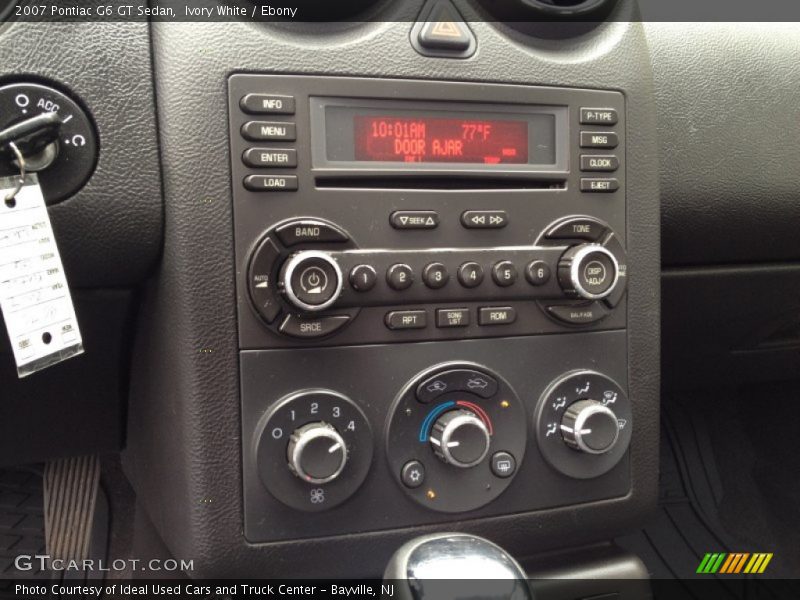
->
417;1;473;52
431;21;461;38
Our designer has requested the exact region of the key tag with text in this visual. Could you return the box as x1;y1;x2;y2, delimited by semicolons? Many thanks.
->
0;173;83;377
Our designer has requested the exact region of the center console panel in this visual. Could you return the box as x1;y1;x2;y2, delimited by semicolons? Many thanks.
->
230;75;632;543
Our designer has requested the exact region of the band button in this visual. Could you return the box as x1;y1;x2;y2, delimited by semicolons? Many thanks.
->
275;220;349;246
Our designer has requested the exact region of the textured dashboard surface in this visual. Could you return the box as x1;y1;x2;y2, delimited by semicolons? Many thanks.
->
646;23;800;266
125;0;661;578
0;18;162;287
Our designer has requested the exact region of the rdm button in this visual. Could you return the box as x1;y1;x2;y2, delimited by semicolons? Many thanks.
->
478;307;516;326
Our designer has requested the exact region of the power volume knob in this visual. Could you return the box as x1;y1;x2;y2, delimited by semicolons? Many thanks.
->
429;409;491;468
279;250;344;312
287;422;348;484
557;244;619;301
560;399;619;455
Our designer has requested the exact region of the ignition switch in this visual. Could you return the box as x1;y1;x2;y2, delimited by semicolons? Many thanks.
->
0;82;98;203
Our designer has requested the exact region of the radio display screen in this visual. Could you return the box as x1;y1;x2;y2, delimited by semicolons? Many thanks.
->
319;101;559;168
353;116;529;164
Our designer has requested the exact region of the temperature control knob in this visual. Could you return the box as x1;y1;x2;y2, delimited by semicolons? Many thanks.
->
279;250;343;312
287;422;347;484
560;399;619;455
430;409;491;468
558;244;619;301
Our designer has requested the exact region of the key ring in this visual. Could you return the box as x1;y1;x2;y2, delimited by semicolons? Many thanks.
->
4;141;26;204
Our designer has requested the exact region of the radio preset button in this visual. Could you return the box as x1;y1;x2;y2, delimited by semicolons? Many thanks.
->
580;155;619;172
492;261;517;287
349;265;377;292
461;210;508;229
478;307;516;326
436;308;469;328
423;262;449;289
457;262;484;288
279;314;350;338
580;108;618;125
525;260;551;286
275;220;349;246
580;131;619;149
387;264;414;290
243;148;297;168
240;94;295;115
244;175;298;192
390;210;439;230
241;121;297;141
385;310;427;330
580;178;619;193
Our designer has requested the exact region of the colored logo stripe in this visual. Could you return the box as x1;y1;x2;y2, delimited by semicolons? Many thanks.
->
697;553;773;574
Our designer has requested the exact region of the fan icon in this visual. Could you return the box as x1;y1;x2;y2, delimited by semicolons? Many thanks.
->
310;488;325;504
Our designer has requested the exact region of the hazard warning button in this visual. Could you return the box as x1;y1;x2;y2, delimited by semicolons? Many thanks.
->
413;0;475;56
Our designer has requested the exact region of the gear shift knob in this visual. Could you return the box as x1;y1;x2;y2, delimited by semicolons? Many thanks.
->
383;533;532;600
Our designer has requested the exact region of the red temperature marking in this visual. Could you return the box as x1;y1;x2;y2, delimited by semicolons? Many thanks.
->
354;115;528;164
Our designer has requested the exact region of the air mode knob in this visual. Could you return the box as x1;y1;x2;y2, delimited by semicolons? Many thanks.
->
287;422;348;484
558;243;619;301
279;250;344;312
430;409;491;468
560;399;619;455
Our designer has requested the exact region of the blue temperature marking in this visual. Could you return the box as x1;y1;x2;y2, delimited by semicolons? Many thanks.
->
418;401;455;442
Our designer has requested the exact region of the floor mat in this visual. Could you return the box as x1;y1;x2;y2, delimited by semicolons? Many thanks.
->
0;467;48;595
616;395;800;600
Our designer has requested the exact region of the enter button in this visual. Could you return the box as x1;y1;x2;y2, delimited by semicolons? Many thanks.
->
478;306;516;326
